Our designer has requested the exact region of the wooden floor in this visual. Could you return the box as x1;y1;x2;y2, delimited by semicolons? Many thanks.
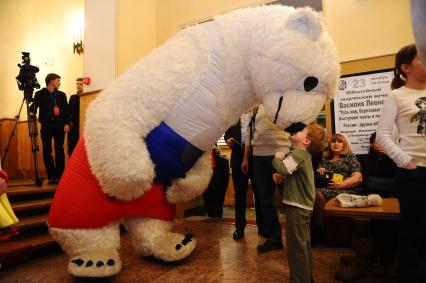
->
0;217;364;283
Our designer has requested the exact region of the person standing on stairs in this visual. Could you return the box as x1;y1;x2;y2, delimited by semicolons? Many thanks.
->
33;73;70;184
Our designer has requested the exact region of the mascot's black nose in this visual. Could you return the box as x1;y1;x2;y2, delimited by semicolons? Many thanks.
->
304;76;318;92
285;122;307;134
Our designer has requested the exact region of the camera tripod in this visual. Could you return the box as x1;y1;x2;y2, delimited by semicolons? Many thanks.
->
1;94;43;187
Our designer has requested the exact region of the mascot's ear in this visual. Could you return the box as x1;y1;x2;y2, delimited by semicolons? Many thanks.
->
286;8;323;40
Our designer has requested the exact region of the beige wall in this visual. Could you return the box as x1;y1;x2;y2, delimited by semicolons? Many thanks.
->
0;0;84;119
84;0;116;93
114;0;273;77
323;0;414;62
116;0;157;75
155;0;273;46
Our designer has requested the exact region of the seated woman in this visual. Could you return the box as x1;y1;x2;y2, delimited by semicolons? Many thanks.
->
363;132;397;197
311;134;363;233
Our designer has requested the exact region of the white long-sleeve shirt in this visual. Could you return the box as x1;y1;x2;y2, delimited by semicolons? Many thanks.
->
377;86;426;168
244;105;291;156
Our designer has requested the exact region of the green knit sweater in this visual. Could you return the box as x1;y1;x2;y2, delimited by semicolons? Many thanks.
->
272;148;315;210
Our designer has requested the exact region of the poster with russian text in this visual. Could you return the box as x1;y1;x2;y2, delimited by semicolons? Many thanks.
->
334;69;394;154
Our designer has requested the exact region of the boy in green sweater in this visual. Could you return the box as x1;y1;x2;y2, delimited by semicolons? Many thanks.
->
272;123;326;283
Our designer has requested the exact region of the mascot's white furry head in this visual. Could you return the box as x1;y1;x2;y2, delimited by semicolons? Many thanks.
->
48;4;341;278
214;5;340;130
411;0;426;66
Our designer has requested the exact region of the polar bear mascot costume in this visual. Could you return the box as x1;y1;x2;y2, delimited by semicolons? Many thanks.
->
48;5;340;278
411;0;426;65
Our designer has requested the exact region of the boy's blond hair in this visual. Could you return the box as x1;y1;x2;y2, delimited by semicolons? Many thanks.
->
306;123;326;154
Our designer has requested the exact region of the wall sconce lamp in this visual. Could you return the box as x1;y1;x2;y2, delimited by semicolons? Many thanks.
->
72;18;84;55
73;39;84;55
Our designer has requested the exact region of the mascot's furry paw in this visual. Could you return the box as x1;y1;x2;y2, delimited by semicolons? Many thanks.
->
335;193;383;208
68;249;121;278
151;232;196;262
166;152;212;203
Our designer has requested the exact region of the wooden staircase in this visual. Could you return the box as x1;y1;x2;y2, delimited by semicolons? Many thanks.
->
0;180;58;268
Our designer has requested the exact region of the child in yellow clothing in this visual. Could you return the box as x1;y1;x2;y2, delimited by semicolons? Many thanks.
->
272;123;326;283
0;164;19;241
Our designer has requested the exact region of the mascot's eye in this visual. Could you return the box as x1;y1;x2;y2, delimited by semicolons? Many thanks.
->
304;76;319;92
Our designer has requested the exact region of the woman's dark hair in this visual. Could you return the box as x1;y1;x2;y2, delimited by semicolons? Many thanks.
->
368;132;377;156
391;44;417;90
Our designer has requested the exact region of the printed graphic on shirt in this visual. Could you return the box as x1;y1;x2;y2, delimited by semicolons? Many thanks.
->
410;97;426;136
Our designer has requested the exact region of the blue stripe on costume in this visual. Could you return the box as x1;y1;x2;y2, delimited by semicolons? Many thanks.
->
145;122;204;183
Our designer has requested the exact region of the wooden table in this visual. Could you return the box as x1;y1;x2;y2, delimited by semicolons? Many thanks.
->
325;197;400;282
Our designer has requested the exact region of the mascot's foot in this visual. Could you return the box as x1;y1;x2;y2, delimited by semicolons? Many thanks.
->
68;250;121;278
151;232;196;262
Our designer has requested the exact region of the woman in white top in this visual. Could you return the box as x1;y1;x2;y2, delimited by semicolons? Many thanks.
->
377;44;426;283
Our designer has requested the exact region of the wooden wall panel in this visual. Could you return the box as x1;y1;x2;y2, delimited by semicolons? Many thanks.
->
79;90;101;135
0;90;101;179
0;118;72;179
0;119;18;172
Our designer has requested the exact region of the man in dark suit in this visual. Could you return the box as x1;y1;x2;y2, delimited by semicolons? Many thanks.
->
68;78;83;156
33;73;70;184
224;117;256;239
203;145;229;217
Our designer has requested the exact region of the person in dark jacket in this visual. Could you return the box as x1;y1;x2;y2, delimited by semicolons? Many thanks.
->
33;73;70;184
224;115;258;240
68;78;83;156
203;145;230;217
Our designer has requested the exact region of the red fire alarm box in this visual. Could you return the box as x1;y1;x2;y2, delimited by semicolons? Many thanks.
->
83;77;91;85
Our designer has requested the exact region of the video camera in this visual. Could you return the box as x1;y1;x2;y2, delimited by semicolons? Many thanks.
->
16;52;40;100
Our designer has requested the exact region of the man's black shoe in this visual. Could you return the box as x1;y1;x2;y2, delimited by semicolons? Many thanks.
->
233;230;244;240
48;179;56;184
257;240;283;253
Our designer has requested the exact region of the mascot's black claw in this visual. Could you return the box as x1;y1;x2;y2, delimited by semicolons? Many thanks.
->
96;261;104;267
71;259;84;266
107;259;115;266
85;260;93;267
175;233;194;250
182;233;194;245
